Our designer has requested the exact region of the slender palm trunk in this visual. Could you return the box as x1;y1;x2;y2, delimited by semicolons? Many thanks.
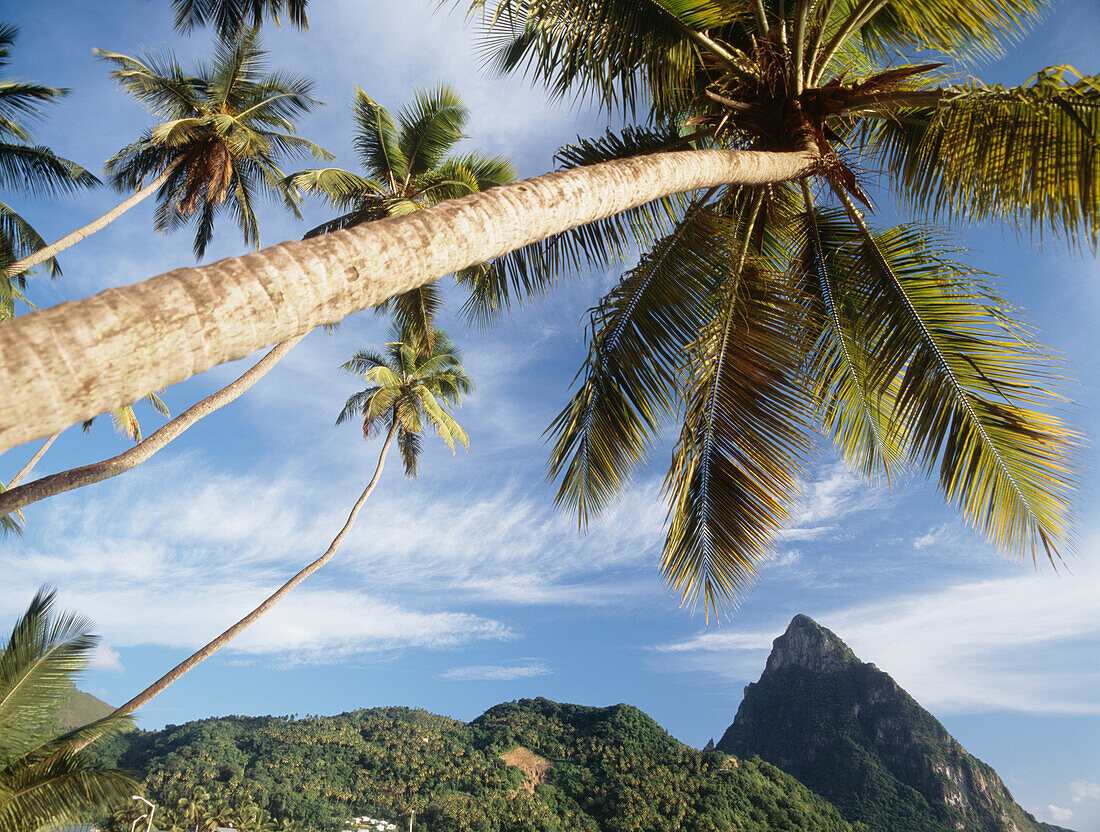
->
0;337;300;519
110;417;399;719
0;146;820;453
4;432;59;489
1;159;182;280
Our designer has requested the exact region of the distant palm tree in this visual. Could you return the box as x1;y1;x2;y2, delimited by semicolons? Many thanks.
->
0;23;98;317
100;26;331;259
7;26;330;281
0;587;135;832
286;85;516;345
100;329;471;719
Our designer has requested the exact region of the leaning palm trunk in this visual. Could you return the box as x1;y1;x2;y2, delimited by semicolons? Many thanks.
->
110;418;399;719
4;431;60;489
0;337;299;519
0;146;819;453
1;159;183;280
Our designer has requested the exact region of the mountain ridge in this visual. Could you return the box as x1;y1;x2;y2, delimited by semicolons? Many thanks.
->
717;615;1061;832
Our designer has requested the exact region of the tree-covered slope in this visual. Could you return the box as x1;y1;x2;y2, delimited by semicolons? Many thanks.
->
717;616;1055;832
100;698;854;832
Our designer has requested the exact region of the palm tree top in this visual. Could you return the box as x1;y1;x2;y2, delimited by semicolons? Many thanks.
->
98;26;332;258
338;328;473;479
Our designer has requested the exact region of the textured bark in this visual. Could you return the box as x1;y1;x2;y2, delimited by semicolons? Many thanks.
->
1;160;182;280
111;417;399;719
0;147;819;452
0;337;299;519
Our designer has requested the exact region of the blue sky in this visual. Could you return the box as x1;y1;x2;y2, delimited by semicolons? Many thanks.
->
1;1;1098;828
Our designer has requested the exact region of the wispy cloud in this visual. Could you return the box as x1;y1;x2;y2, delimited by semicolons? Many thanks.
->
439;660;551;681
654;545;1100;715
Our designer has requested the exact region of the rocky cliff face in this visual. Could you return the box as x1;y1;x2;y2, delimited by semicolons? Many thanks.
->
716;615;1059;832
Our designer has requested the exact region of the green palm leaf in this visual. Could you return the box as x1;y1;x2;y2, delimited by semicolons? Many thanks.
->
863;67;1100;249
833;198;1077;561
547;201;732;526
664;262;815;621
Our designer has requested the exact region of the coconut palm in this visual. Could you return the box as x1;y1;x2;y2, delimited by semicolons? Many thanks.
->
467;0;1091;616
0;587;135;832
93;329;471;721
286;85;516;344
0;2;1095;611
0;22;98;317
5;25;331;278
336;326;473;478
100;26;331;260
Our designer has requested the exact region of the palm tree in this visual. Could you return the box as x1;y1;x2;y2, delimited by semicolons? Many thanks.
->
98;328;471;720
287;84;517;343
0;1;1094;600
5;26;331;278
0;587;135;832
0;23;99;317
466;0;1089;616
171;0;309;40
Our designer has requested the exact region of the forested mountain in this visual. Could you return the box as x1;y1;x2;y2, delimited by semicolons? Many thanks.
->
717;616;1056;832
100;698;854;832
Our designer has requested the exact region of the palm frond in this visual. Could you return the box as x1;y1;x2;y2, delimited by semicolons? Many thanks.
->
834;197;1077;562
547;201;733;527
397;85;468;179
863;67;1100;249
352;87;406;183
663;261;815;621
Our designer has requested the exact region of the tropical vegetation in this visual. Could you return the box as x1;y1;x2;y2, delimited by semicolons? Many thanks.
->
1;5;1094;625
99;698;856;832
0;587;135;832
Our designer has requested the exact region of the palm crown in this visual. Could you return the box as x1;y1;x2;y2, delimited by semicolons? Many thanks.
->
0;588;135;832
470;0;1094;618
337;329;473;479
98;26;331;259
287;85;516;346
0;23;98;317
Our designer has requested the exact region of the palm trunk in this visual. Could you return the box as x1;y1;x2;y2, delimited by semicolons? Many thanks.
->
4;431;60;489
0;336;300;519
110;417;399;719
0;146;819;453
0;160;182;280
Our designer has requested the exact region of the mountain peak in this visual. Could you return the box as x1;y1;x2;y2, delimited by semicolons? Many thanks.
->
764;615;859;674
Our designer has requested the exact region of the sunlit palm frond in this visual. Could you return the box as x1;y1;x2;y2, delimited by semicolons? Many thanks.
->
172;0;309;39
472;0;740;117
375;283;446;352
547;201;733;527
859;0;1044;65
282;168;381;210
396;85;467;179
832;199;1078;562
793;197;905;479
663;262;815;622
863;67;1100;249
352;87;406;184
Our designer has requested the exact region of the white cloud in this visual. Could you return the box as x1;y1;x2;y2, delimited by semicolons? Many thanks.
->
654;545;1100;715
1070;781;1100;802
1045;805;1074;823
439;660;551;681
88;645;124;673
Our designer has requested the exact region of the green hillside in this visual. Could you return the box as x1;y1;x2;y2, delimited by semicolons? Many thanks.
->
99;698;855;832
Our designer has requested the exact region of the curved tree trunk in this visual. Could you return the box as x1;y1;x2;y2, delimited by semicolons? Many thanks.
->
110;417;399;719
0;146;820;453
0;337;300;519
0;160;182;280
